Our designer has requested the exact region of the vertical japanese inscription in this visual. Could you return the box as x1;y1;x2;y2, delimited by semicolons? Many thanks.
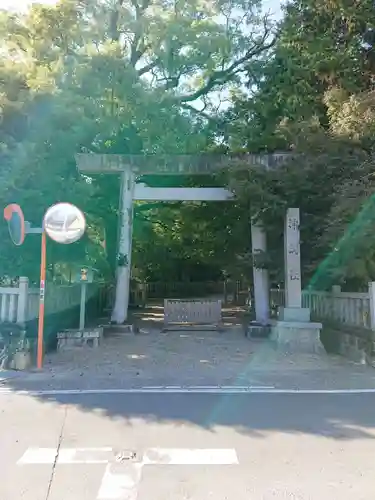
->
284;208;302;308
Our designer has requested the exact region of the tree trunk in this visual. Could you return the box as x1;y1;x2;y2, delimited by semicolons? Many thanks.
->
111;170;135;324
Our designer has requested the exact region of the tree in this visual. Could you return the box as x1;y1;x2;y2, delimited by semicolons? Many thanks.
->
225;0;375;152
0;0;277;322
218;0;375;292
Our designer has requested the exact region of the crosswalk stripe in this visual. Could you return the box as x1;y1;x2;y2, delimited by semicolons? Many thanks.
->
18;447;57;464
18;447;113;465
17;447;239;466
18;446;239;499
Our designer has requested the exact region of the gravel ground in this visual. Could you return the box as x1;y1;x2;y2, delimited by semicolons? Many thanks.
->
2;322;375;391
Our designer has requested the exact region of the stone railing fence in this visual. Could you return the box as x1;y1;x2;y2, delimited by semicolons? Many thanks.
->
0;277;101;325
0;277;29;324
0;277;108;369
270;284;375;363
270;284;375;334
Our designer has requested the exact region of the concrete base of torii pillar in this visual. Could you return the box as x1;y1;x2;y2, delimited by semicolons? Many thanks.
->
270;208;324;353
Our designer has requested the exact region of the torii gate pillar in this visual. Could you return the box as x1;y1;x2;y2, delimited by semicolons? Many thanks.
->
111;170;135;324
251;221;270;324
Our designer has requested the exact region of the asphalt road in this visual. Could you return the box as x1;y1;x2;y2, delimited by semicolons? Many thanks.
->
1;391;375;500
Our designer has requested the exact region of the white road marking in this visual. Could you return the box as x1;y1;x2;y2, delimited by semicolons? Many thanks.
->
18;447;57;464
60;447;113;464
0;386;276;396
97;463;142;500
185;385;230;389
4;386;375;395
18;447;239;499
18;447;238;466
18;447;113;465
142;448;239;465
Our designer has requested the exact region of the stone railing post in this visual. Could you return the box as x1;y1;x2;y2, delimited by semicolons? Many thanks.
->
331;285;341;318
368;282;375;336
16;277;29;325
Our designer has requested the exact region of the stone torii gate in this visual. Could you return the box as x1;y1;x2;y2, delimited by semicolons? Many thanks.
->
75;153;322;352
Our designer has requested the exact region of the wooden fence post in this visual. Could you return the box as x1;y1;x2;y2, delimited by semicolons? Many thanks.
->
16;276;29;325
368;282;375;336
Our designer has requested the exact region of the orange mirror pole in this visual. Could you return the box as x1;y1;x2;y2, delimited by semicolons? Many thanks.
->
37;230;47;369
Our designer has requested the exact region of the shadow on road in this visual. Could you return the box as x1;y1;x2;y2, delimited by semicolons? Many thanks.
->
2;305;375;442
2;382;375;441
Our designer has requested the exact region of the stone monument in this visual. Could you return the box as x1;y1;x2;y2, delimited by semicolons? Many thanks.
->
271;208;323;353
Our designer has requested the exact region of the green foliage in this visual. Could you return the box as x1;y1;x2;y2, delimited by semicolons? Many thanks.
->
225;0;375;151
0;0;274;284
226;121;373;286
4;0;375;292
219;0;375;290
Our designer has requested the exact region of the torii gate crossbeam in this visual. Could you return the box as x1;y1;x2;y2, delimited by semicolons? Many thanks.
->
134;184;234;201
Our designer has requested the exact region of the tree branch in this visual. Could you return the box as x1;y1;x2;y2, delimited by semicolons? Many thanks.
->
181;103;218;122
175;24;276;103
137;58;160;76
